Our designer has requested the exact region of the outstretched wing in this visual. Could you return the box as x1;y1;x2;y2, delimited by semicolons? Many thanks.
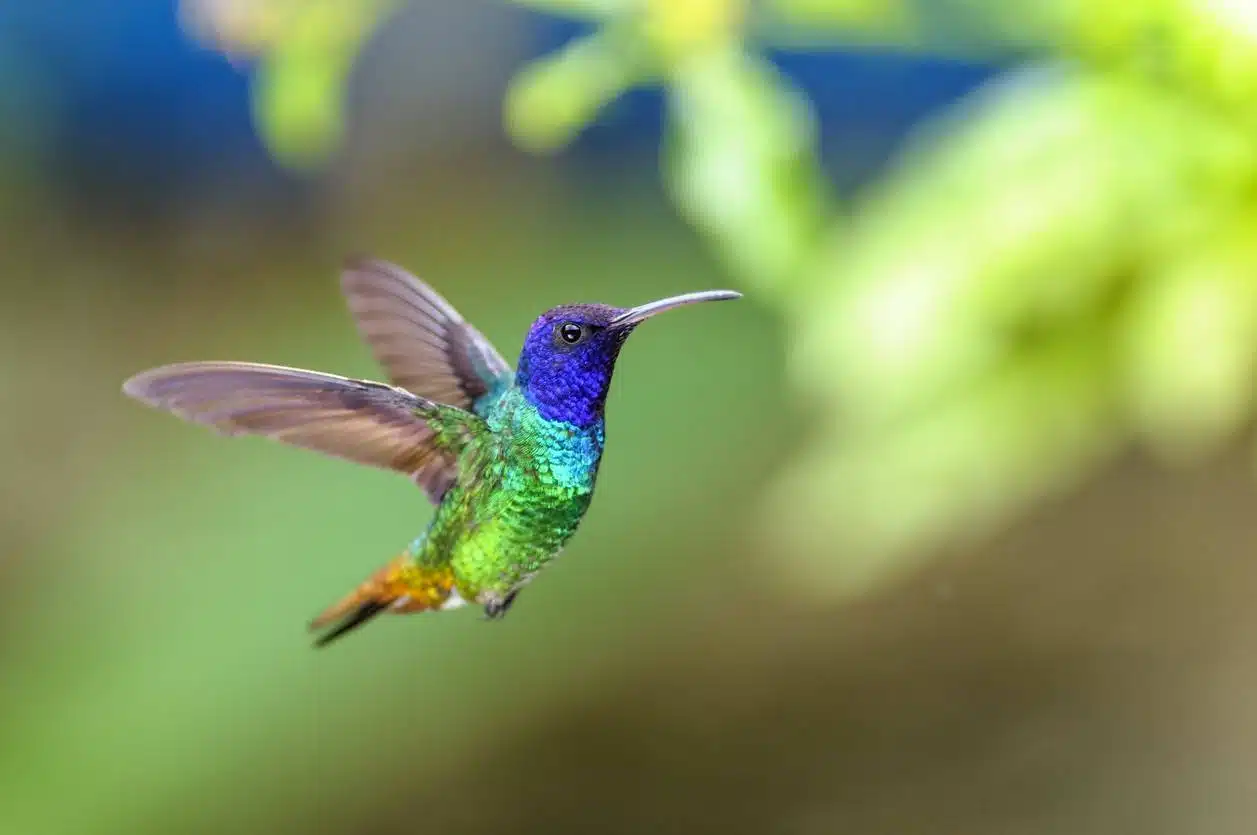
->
122;361;483;503
340;257;513;416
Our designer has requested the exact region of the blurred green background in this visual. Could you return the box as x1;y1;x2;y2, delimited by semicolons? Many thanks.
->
5;1;1257;833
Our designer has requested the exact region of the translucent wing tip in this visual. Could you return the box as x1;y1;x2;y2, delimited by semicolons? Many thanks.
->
341;252;384;275
340;254;412;293
122;365;178;406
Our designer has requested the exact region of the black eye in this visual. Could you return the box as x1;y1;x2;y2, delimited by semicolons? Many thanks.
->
557;322;585;345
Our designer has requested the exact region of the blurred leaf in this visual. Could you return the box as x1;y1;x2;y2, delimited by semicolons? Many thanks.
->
641;0;747;63
1062;0;1257;119
252;0;401;172
765;57;1257;594
504;24;654;153
793;68;1256;425
664;46;831;295
765;328;1117;599
1121;222;1257;463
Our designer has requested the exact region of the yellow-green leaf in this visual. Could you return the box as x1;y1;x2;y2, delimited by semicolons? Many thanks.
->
664;46;831;295
252;0;401;172
504;25;653;153
1121;223;1257;463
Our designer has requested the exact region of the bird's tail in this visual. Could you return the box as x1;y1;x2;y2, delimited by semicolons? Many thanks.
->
308;555;457;648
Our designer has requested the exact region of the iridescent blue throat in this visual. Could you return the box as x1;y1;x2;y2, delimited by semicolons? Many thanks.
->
515;330;628;428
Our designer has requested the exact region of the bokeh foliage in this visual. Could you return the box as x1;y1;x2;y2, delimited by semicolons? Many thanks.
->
183;0;1257;597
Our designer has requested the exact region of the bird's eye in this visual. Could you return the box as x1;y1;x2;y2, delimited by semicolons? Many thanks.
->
557;322;586;345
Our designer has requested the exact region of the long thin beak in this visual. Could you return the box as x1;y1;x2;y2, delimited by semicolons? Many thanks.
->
609;289;742;328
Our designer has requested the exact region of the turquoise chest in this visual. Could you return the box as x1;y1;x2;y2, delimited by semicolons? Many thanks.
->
423;389;606;600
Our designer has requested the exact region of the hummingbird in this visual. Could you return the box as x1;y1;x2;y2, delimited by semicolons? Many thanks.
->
123;258;740;646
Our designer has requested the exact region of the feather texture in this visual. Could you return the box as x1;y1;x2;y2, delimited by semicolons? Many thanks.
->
122;362;481;502
340;257;512;415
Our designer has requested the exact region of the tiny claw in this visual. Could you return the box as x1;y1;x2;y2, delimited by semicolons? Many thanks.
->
482;590;520;620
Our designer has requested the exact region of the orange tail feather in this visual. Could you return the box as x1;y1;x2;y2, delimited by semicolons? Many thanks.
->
308;556;457;647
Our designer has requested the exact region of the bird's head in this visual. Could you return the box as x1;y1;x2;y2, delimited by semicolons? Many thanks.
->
515;290;741;427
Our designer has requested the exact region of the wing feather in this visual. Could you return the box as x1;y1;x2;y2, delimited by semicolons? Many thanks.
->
122;361;480;503
340;258;513;415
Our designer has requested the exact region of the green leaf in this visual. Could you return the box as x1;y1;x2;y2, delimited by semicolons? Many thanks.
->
792;68;1256;425
1121;224;1257;463
663;46;831;296
252;0;401;172
763;330;1116;600
504;25;653;153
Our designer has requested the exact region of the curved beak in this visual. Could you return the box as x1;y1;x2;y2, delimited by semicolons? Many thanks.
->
609;289;742;328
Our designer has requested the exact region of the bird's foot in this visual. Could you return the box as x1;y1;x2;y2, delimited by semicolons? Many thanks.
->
482;590;520;620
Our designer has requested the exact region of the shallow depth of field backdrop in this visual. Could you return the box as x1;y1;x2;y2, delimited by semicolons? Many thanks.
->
4;2;1257;833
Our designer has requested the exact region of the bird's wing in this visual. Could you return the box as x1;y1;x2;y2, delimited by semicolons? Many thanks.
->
340;257;514;416
123;361;484;503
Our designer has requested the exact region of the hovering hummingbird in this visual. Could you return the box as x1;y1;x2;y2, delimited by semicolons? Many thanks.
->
123;258;740;646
